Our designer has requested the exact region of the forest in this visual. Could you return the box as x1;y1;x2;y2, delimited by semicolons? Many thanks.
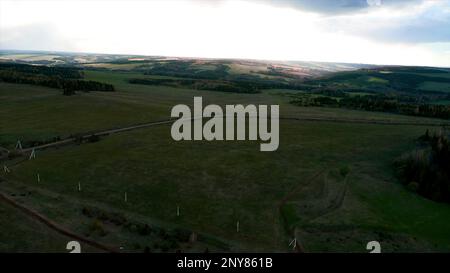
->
0;63;114;95
395;129;450;203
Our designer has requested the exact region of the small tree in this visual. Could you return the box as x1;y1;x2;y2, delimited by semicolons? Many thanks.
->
63;86;75;96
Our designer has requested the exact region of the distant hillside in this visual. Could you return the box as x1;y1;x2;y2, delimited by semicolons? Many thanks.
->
0;50;372;80
307;66;450;95
287;66;450;119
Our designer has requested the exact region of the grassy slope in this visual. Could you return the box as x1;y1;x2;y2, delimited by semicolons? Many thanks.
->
1;70;444;147
0;200;101;252
0;201;65;252
1;69;450;252
311;68;450;94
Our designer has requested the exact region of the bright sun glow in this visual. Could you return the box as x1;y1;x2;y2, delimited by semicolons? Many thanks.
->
0;0;449;66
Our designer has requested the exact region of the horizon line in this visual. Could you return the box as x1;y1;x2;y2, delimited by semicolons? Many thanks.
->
1;48;449;69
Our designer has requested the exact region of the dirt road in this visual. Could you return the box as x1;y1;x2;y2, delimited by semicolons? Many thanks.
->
0;191;118;253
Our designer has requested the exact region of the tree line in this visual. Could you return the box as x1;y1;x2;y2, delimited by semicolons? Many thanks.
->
291;94;450;120
0;63;114;95
129;78;259;93
395;129;450;203
0;63;83;78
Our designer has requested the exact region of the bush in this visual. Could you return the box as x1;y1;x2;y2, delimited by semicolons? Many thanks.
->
340;166;351;177
406;181;420;192
81;207;93;217
87;135;100;143
169;228;192;243
7;150;22;159
137;224;152;236
88;219;108;237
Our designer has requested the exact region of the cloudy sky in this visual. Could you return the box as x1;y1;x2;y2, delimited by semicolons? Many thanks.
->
1;0;449;66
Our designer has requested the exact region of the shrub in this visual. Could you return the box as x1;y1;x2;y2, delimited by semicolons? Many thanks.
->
88;219;108;237
340;166;351;177
169;228;192;243
7;150;22;159
137;224;152;236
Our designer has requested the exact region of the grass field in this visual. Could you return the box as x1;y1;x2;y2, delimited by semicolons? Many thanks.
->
0;199;101;252
419;81;450;93
1;68;450;252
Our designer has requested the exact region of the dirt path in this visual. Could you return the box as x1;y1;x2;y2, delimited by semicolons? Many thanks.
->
20;118;175;153
278;170;325;209
0;191;118;253
307;175;350;223
275;169;326;253
8;114;445;156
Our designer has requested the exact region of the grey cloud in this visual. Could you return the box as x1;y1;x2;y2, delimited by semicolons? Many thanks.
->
260;0;450;44
258;0;425;15
319;1;450;44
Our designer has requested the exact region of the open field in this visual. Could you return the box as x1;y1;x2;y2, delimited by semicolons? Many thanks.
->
0;196;101;252
1;58;450;252
5;119;450;252
0;201;69;252
2;69;446;148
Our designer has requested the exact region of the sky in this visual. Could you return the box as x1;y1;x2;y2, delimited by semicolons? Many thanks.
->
0;0;449;67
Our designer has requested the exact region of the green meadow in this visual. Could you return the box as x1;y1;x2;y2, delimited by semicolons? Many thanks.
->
1;68;450;252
